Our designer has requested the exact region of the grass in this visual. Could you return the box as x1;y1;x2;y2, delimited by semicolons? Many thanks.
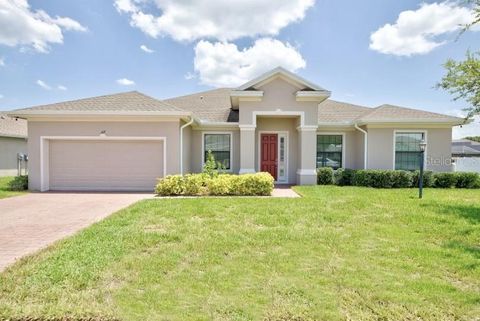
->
0;176;27;199
0;186;479;321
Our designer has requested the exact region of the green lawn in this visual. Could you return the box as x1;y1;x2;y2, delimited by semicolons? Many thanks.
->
0;187;479;321
0;176;27;199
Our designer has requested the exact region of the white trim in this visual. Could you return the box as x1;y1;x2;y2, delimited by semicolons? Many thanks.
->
201;131;234;172
296;169;317;175
197;121;239;127
11;110;191;117
392;130;428;170
297;125;318;132
257;131;289;184
296;91;330;102
239;168;256;174
252;111;305;127
316;132;346;170
230;91;264;98
40;136;167;192
180;117;194;175
239;124;256;131
354;123;368;169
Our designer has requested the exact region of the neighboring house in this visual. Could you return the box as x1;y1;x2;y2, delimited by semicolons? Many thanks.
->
10;67;463;191
0;113;28;176
452;139;480;173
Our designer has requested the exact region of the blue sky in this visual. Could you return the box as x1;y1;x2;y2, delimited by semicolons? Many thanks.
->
0;0;478;137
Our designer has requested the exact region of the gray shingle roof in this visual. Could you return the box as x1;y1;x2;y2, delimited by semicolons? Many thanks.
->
0;113;27;138
165;88;460;125
357;104;463;123
13;91;185;113
164;88;238;123
318;100;371;124
452;139;480;155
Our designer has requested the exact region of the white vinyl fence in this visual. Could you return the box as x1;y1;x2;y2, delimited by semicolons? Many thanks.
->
453;157;480;173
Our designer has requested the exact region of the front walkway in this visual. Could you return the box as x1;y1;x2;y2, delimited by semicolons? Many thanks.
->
272;185;300;198
0;192;152;271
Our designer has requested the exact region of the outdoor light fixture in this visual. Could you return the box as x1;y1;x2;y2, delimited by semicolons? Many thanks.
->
418;139;427;199
100;130;107;137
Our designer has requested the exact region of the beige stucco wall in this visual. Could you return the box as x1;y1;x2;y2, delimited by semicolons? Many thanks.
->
0;137;28;176
189;129;240;174
239;78;319;126
366;127;453;172
27;121;181;191
425;128;453;172
182;122;192;174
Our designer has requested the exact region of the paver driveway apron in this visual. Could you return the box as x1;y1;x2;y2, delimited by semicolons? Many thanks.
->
0;192;152;271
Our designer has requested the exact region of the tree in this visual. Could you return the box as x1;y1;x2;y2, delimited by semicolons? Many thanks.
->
437;51;480;119
465;136;480;142
437;1;480;119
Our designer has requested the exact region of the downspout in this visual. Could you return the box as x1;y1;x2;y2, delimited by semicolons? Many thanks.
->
180;116;194;175
354;123;368;169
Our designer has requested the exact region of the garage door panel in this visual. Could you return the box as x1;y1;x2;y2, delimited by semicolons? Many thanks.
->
49;140;164;191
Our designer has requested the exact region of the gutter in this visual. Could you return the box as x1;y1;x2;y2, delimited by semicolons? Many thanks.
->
354;123;368;169
180;116;194;175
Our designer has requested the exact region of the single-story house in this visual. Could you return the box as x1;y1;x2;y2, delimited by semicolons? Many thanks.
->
0;113;28;176
10;67;464;191
452;138;480;173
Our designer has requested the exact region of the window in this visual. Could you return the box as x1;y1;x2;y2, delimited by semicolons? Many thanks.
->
395;132;425;171
204;133;231;170
317;135;343;170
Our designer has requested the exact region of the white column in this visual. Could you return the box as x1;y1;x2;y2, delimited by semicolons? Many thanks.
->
296;126;318;185
239;125;256;174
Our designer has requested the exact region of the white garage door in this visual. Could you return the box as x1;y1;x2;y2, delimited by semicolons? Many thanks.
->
49;140;164;191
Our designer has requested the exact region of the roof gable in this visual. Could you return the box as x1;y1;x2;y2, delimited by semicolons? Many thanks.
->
236;67;330;93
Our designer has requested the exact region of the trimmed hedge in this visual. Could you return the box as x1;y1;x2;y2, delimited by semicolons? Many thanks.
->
317;167;334;185
317;168;480;189
434;172;457;188
155;172;274;196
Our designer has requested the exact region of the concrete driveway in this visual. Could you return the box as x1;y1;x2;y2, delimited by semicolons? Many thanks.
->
0;192;152;271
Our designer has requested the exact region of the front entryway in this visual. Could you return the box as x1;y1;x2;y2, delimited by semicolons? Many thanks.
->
261;134;278;180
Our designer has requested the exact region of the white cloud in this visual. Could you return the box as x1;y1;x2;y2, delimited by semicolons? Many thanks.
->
194;38;306;87
0;0;87;53
370;2;476;56
36;79;51;90
57;85;67;91
116;78;135;86
184;72;196;80
140;44;154;53
114;0;315;42
0;57;4;66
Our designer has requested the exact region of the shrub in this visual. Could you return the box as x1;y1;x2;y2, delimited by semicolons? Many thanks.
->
236;173;274;196
207;174;237;195
433;172;457;188
334;168;356;186
412;170;435;188
184;173;209;195
353;170;395;188
391;170;413;188
155;172;274;196
8;175;28;191
455;172;480;189
155;175;185;196
317;167;334;185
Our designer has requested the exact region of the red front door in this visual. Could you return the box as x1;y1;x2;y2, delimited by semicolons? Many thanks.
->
261;134;278;180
